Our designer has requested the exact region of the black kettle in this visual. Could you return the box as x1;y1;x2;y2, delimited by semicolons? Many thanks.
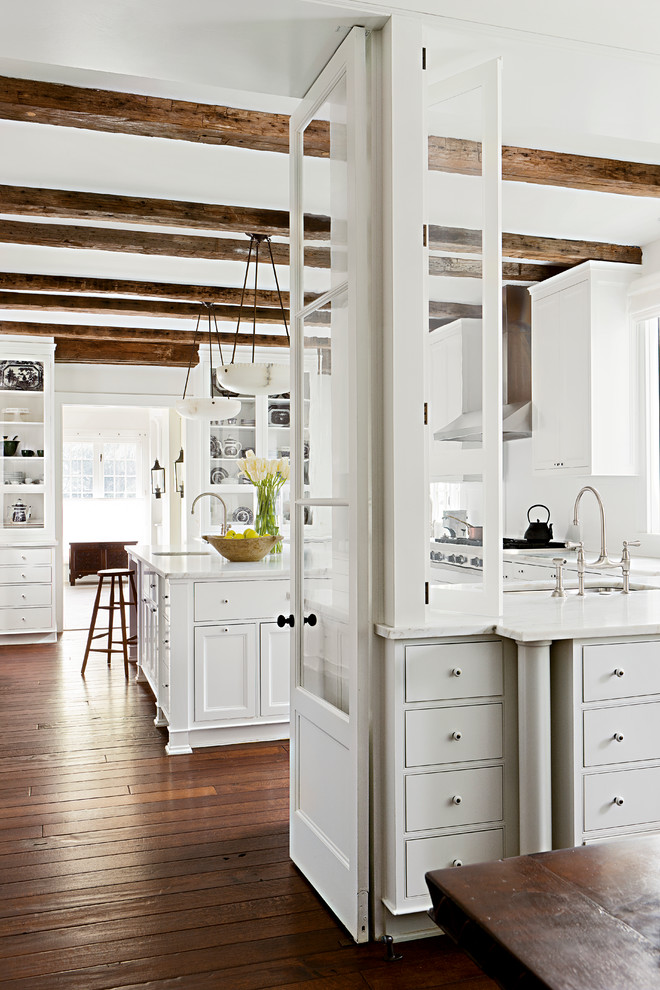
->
524;504;553;545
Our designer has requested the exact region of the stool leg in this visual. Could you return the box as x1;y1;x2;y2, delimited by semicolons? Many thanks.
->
117;575;130;680
81;577;104;676
107;575;116;667
127;572;138;650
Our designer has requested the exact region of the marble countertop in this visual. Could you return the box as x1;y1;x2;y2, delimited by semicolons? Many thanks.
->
128;542;292;581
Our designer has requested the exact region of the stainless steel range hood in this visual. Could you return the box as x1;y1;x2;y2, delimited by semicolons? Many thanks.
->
433;285;532;443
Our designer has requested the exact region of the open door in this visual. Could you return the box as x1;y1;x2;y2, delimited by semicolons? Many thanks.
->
288;27;371;942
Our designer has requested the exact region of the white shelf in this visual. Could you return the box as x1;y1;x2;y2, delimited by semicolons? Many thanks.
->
0;420;43;427
1;485;44;493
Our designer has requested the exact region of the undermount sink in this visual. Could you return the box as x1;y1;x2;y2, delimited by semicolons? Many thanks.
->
152;551;211;556
505;583;645;594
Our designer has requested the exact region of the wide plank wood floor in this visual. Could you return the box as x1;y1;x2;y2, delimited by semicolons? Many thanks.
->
0;631;497;990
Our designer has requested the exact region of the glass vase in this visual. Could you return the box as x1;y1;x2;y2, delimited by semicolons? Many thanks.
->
255;486;282;553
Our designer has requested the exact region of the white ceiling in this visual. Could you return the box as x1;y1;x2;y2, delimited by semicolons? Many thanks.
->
0;0;660;333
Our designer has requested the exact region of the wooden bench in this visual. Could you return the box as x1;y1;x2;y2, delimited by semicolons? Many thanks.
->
68;541;137;585
426;836;660;990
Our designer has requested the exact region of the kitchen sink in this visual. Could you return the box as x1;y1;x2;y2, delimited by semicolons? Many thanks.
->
505;583;646;594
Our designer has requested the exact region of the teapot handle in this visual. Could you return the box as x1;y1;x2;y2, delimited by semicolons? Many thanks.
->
527;503;551;524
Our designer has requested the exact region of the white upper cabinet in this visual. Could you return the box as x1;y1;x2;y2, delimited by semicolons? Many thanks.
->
529;261;641;476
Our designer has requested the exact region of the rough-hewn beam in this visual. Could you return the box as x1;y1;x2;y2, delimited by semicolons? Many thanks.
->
429;302;483;321
0;75;329;156
52;338;195;366
429;225;642;266
0;220;330;267
428;136;660;198
429;257;564;281
0;185;330;240
0;321;289;347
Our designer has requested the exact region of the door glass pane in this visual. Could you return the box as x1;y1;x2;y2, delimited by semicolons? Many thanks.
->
103;442;138;499
302;73;348;302
300;504;349;715
427;83;487;597
303;290;348;501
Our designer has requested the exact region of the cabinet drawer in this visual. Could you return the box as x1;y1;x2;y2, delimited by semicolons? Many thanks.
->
405;704;502;768
583;702;660;767
405;766;502;832
1;547;52;567
405;642;503;702
194;580;288;622
405;828;504;898
584;766;660;831
0;606;52;631
583;642;660;701
0;565;51;585
0;583;51;608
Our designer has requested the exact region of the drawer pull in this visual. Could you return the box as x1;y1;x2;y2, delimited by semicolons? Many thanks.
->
451;730;462;741
452;858;463;867
451;667;462;677
613;796;625;806
21;573;26;579
21;616;26;622
222;599;229;604
613;733;624;743
452;795;462;806
614;668;625;678
21;594;26;599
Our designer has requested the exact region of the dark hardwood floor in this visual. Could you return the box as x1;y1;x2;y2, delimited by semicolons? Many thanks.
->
0;631;496;990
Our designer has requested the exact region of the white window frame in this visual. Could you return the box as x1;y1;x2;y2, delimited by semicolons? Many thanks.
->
62;430;147;500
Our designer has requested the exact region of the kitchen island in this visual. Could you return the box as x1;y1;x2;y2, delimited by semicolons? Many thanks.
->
128;543;293;755
375;578;660;930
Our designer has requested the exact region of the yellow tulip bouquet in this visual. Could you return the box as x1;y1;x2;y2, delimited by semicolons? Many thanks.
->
236;450;290;553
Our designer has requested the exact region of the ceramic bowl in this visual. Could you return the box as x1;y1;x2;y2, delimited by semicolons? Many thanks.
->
202;533;278;562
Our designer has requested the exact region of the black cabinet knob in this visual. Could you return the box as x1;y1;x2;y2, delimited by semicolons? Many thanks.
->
277;614;295;628
304;613;317;626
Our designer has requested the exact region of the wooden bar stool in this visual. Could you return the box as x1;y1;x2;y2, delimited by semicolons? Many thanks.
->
81;568;137;679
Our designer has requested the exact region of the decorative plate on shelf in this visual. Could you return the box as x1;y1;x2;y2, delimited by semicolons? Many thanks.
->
210;467;228;484
0;361;44;391
232;506;254;525
210;435;223;458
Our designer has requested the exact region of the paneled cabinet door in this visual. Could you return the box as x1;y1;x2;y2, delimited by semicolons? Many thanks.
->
259;621;290;717
194;623;257;722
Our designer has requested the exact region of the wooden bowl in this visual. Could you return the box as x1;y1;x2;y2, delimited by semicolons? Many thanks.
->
202;533;278;562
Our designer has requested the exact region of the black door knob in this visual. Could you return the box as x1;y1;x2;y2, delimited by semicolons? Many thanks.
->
277;614;295;628
304;613;317;626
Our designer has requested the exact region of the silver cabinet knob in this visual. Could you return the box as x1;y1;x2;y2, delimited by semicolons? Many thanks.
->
614;796;625;806
452;859;463;867
613;733;624;742
614;668;625;677
451;731;462;741
451;667;462;677
452;795;462;805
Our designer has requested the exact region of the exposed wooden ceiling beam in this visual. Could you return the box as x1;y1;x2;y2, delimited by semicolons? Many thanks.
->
0;75;329;156
428;136;660;198
429;226;642;266
0;220;330;267
429;257;565;281
429;302;483;322
0;321;289;347
0;185;330;240
52;338;195;366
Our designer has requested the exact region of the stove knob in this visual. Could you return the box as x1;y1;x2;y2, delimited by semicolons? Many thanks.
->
438;552;445;561
455;555;467;565
470;556;481;567
447;554;456;563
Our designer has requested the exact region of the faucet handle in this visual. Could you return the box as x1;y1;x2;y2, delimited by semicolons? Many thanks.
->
623;540;641;548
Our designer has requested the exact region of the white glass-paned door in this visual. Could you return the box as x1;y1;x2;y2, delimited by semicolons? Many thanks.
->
289;27;370;943
426;60;503;616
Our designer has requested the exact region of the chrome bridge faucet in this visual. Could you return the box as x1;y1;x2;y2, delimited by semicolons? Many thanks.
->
568;486;639;594
191;492;228;535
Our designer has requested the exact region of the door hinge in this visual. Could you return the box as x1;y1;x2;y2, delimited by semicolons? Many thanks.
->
422;224;427;247
423;402;428;425
424;582;429;605
422;47;427;70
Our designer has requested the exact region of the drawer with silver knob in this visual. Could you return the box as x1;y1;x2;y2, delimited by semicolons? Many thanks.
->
0;583;51;608
405;828;504;898
0;565;51;585
1;547;52;567
583;702;660;767
584;766;660;831
404;641;503;703
405;703;503;768
0;606;52;632
405;766;503;832
583;642;660;702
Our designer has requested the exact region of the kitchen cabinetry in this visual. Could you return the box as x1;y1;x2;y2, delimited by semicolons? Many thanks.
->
0;337;56;643
381;636;518;918
552;636;660;847
130;549;290;753
529;261;640;476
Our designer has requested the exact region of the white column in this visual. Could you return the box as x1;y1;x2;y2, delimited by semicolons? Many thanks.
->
516;639;553;853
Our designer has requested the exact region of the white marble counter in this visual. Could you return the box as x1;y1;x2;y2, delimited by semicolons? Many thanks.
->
128;542;292;581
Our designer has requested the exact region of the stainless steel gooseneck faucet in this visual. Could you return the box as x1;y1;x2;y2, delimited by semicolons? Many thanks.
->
569;486;639;594
191;492;228;535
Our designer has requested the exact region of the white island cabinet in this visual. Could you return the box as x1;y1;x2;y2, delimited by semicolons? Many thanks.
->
128;546;290;754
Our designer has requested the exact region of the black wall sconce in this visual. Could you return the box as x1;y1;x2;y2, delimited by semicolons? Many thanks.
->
174;448;184;497
151;459;165;499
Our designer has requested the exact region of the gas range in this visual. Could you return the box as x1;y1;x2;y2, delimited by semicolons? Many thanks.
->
430;536;569;570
